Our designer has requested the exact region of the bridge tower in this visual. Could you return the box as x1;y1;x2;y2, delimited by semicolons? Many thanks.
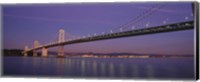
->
33;40;39;57
58;29;65;57
23;45;29;56
42;47;48;57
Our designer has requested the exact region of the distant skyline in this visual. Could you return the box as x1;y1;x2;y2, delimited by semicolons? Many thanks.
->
3;2;194;55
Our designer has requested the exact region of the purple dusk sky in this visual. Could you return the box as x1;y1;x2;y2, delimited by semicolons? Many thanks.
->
2;2;194;55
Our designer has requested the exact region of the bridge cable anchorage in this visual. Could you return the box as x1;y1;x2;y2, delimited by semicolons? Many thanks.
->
110;3;167;32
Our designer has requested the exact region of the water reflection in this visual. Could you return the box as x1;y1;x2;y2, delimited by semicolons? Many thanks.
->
100;62;106;76
81;59;85;76
146;64;154;78
32;57;38;67
92;61;97;76
46;58;158;78
22;56;28;65
56;58;65;75
42;58;47;65
132;64;139;77
119;63;125;77
166;66;178;78
16;57;194;79
108;62;115;77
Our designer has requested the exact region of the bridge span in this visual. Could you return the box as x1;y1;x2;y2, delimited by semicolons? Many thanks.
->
23;20;194;57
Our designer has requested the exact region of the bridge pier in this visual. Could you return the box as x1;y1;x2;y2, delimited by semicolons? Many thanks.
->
24;52;28;56
33;40;39;57
23;46;29;56
58;45;64;57
33;50;37;57
42;47;48;57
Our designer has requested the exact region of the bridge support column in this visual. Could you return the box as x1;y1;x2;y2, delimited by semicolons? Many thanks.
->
42;47;48;57
57;29;65;57
58;45;64;57
33;40;39;57
23;46;29;56
33;50;37;57
24;52;28;56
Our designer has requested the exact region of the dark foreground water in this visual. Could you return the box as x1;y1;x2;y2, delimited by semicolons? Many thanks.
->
3;56;195;80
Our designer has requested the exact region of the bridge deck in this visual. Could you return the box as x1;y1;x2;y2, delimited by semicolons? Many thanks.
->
27;21;194;52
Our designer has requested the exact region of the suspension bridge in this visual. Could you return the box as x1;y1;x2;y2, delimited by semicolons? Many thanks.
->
22;3;195;57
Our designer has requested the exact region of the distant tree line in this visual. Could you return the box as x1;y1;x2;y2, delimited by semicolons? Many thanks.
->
3;49;42;56
3;49;23;56
2;49;193;58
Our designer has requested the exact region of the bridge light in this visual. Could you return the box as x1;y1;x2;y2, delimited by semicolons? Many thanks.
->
132;26;135;30
110;30;113;33
120;28;123;32
185;23;190;26
88;34;90;37
166;25;171;28
191;13;193;17
185;16;188;20
145;22;150;28
146;24;149;27
146;24;148;27
163;21;167;24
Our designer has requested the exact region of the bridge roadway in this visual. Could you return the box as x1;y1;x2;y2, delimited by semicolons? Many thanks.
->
28;20;194;52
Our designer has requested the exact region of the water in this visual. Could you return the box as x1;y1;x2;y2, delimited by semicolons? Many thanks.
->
3;56;195;80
